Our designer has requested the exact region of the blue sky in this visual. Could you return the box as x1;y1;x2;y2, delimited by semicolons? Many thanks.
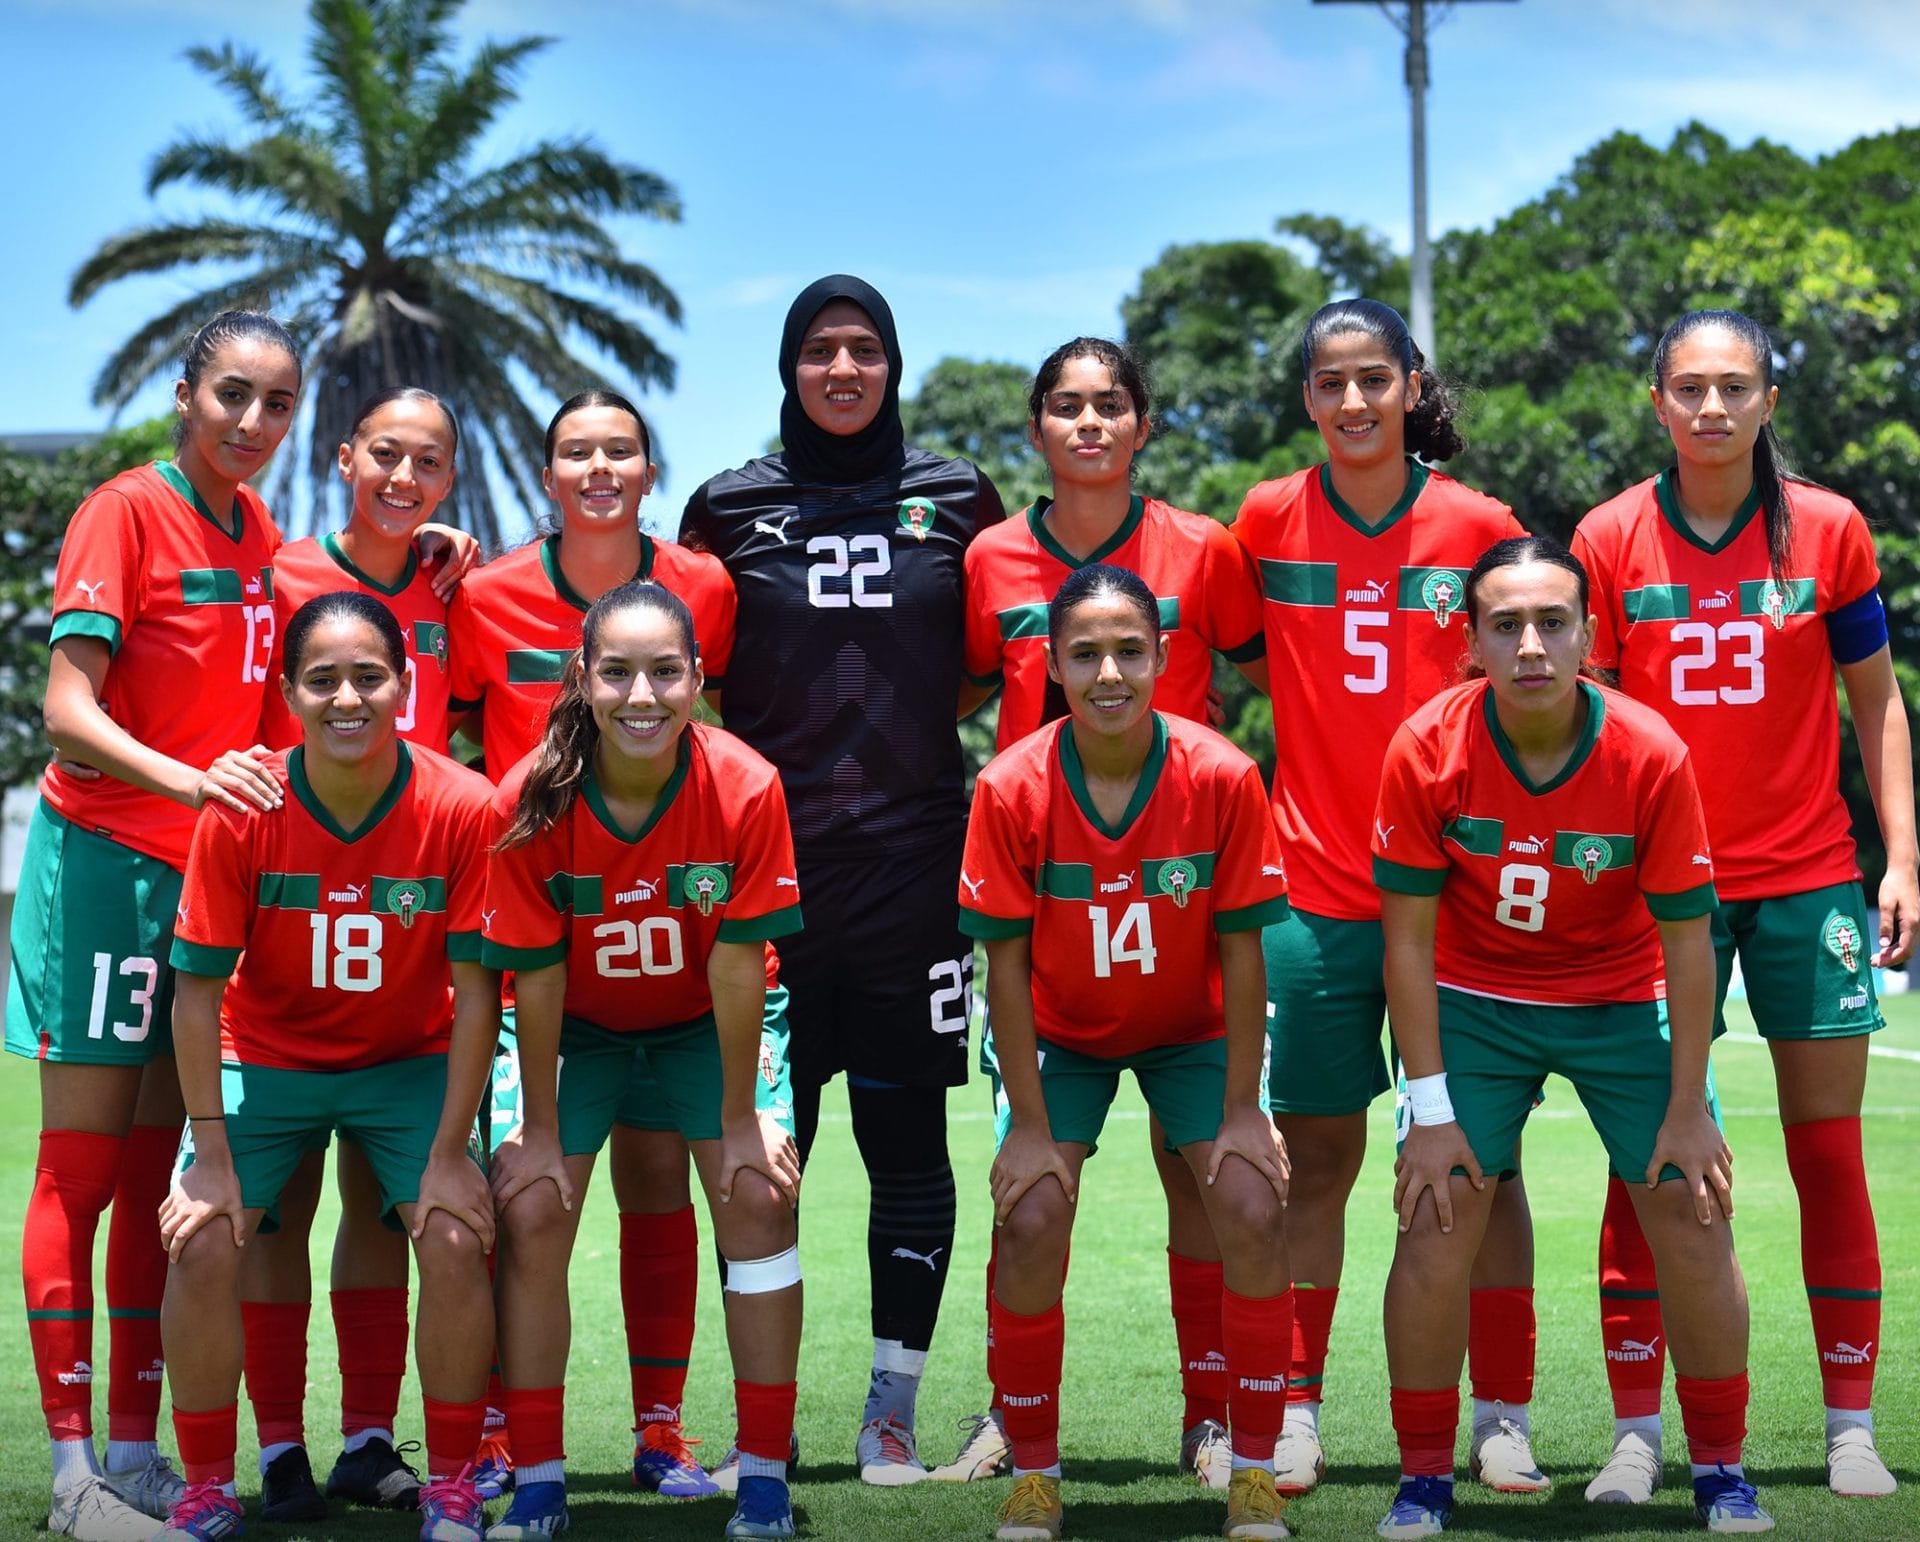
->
3;0;1916;541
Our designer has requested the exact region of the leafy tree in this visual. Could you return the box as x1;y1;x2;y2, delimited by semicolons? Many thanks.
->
68;0;682;546
904;359;1049;513
0;420;176;786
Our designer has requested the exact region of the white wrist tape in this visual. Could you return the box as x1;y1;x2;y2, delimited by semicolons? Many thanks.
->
723;1244;802;1294
1406;1073;1455;1127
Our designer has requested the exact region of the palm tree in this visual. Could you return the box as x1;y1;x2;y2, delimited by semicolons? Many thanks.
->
69;0;682;545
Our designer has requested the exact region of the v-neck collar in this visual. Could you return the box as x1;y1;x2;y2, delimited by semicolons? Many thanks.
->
288;741;413;843
583;732;692;843
322;531;418;597
542;532;656;613
1318;459;1429;538
155;460;245;543
1654;467;1762;554
1058;712;1168;839
1482;679;1604;796
1027;493;1146;569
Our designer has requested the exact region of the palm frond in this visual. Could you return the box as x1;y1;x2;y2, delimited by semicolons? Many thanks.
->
403;34;551;193
147;133;362;231
70;220;336;305
182;42;291;128
424;139;682;226
442;264;676;389
86;264;322;407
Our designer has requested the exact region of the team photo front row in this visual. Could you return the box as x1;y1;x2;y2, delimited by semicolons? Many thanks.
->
8;286;1913;1542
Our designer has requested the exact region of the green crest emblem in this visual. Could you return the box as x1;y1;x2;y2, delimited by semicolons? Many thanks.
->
685;864;730;918
1575;836;1613;884
430;626;449;669
1761;580;1789;630
1421;569;1462;627
898;497;936;543
1823;913;1863;972
387;879;428;929
1157;858;1199;909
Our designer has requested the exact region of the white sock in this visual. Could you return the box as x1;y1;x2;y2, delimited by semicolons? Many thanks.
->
342;1426;394;1454
1472;1398;1528;1435
258;1441;299;1474
1401;1471;1453;1487
517;1458;565;1486
51;1438;99;1492
1614;1414;1661;1446
1692;1460;1744;1482
1283;1400;1320;1435
1229;1452;1274;1473
103;1439;157;1474
737;1451;787;1481
1013;1462;1062;1480
1827;1406;1873;1438
865;1339;927;1428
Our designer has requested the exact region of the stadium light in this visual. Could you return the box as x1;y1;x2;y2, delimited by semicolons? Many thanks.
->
1310;0;1518;358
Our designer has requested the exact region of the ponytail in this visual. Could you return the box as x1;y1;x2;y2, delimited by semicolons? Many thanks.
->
496;653;597;851
1299;298;1465;463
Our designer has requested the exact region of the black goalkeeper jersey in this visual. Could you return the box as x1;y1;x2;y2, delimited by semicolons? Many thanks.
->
681;447;1004;858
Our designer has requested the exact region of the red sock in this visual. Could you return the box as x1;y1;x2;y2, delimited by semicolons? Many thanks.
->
1390;1386;1458;1477
332;1287;408;1437
106;1123;175;1445
242;1301;310;1450
992;1297;1065;1471
735;1380;798;1463
173;1404;238;1487
1222;1286;1292;1461
1289;1284;1337;1405
24;1130;122;1439
1676;1371;1748;1467
1598;1175;1666;1418
1169;1251;1229;1428
423;1395;488;1481
1467;1287;1535;1406
620;1207;698;1429
1784;1117;1881;1409
502;1385;564;1467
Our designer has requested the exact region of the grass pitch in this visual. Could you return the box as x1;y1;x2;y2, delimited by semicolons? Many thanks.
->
0;994;1914;1539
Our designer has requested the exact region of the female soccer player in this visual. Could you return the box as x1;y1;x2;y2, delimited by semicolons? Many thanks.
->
1372;535;1769;1538
681;275;1005;1483
949;336;1265;1488
1572;308;1918;1502
960;563;1293;1542
4;311;300;1542
448;390;741;1500
155;591;500;1542
481;580;805;1542
242;387;466;1520
1229;299;1542;1494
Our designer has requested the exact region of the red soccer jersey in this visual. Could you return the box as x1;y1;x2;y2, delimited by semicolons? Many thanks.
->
962;495;1265;748
1231;462;1524;921
42;462;282;869
1371;680;1718;1006
447;534;737;779
958;713;1290;1057
259;534;454;752
170;743;493;1070
1572;472;1879;900
481;722;802;1032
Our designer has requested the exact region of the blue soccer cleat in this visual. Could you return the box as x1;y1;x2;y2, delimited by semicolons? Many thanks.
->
484;1478;569;1538
1377;1475;1454;1538
1692;1467;1775;1533
724;1474;795;1540
632;1417;720;1499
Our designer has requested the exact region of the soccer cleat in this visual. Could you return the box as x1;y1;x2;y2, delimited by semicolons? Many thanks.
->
484;1478;569;1538
259;1446;328;1522
1376;1475;1453;1539
1179;1418;1232;1492
632;1417;720;1498
995;1472;1063;1541
1692;1467;1775;1532
46;1473;160;1541
857;1414;928;1486
419;1467;487;1542
1584;1428;1662;1504
723;1474;796;1540
1827;1421;1897;1497
153;1481;245;1541
102;1450;186;1519
1272;1423;1327;1497
710;1432;801;1495
1468;1411;1550;1492
929;1411;1013;1481
327;1437;425;1510
472;1429;514;1502
1223;1466;1291;1538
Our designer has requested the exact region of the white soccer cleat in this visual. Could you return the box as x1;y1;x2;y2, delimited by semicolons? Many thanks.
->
1585;1427;1662;1504
102;1451;186;1519
1178;1417;1232;1492
47;1474;160;1541
928;1411;1012;1481
1468;1409;1549;1493
856;1414;928;1486
1827;1421;1897;1497
1272;1422;1326;1496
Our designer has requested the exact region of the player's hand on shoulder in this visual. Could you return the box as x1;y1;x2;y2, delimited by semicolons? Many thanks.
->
417;523;482;600
990;1122;1074;1227
1648;1103;1733;1226
489;1123;574;1213
1207;1105;1290;1205
413;1148;498;1252
193;745;282;813
1393;1122;1483;1236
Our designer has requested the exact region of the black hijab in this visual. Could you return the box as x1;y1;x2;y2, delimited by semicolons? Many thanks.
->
777;274;906;485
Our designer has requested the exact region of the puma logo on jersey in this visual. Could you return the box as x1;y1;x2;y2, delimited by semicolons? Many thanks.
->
1344;578;1390;604
1824;1341;1874;1365
1262;864;1285;878
960;871;986;901
753;515;796;544
616;880;657;905
328;882;367;904
56;1360;93;1386
1507;833;1548;855
1099;873;1134;893
74;579;106;606
1697;588;1735;611
245;576;262;596
890;1245;945;1271
1374;820;1394;849
776;875;798;888
1607;1336;1661;1362
1691;853;1713;866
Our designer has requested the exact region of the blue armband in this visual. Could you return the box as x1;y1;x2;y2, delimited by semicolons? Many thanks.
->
1825;588;1888;665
